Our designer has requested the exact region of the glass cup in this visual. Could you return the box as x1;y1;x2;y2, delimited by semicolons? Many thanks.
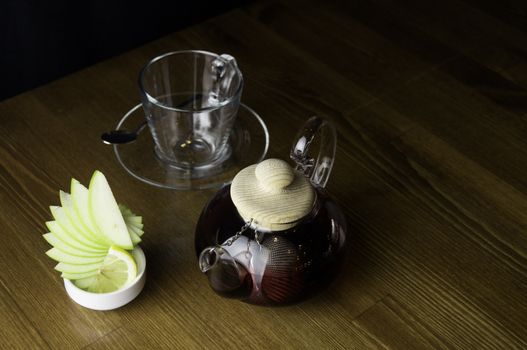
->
139;50;243;176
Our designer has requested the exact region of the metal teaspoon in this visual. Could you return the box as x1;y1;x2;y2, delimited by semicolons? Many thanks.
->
101;121;147;145
101;93;204;145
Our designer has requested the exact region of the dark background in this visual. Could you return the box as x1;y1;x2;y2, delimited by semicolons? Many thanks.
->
0;0;250;102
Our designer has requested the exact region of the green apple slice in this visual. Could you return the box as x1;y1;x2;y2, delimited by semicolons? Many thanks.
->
70;178;111;245
43;233;108;258
118;205;133;217
119;204;144;238
50;206;107;250
88;171;133;249
59;191;107;246
127;219;144;231
129;225;144;238
55;261;103;274
119;204;142;246
128;224;143;238
71;275;100;289
129;221;144;230
125;217;143;227
129;230;141;245
61;270;101;280
46;248;106;265
46;221;107;254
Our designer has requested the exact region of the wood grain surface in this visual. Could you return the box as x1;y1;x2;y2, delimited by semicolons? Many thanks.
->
1;0;527;348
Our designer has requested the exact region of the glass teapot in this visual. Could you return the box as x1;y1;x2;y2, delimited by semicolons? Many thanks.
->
194;116;347;305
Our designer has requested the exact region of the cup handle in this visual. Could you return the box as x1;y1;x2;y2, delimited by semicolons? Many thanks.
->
290;116;337;189
209;54;240;105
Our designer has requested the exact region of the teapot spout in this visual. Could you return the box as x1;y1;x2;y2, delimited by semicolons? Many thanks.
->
198;247;220;273
198;246;252;299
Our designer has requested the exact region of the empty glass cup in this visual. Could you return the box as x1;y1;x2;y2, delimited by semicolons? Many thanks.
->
139;50;243;176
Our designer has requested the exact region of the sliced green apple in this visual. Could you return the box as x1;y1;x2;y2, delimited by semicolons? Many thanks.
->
127;222;144;230
125;217;143;226
55;261;103;274
120;204;144;239
59;190;107;246
46;221;107;254
43;233;108;258
50;206;107;250
129;225;144;238
46;248;106;265
62;271;102;280
70;178;110;245
88;171;133;249
127;219;144;231
71;276;99;289
43;172;145;283
129;230;141;245
118;205;133;216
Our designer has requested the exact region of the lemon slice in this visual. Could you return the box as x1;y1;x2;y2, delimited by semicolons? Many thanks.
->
72;246;137;293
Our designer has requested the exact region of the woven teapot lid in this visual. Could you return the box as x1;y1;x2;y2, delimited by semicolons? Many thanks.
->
230;158;315;231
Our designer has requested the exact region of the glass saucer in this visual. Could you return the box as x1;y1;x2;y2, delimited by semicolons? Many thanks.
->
113;103;269;190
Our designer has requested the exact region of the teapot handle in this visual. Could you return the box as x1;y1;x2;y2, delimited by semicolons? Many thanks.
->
290;116;337;188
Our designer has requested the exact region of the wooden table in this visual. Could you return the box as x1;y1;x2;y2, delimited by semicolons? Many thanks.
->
1;0;527;348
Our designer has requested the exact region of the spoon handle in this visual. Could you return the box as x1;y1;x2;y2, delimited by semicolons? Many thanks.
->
101;93;204;145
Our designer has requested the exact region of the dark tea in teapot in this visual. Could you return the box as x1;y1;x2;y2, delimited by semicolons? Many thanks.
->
195;117;348;305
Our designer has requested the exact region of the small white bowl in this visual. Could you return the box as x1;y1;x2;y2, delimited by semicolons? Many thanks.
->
63;246;146;311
